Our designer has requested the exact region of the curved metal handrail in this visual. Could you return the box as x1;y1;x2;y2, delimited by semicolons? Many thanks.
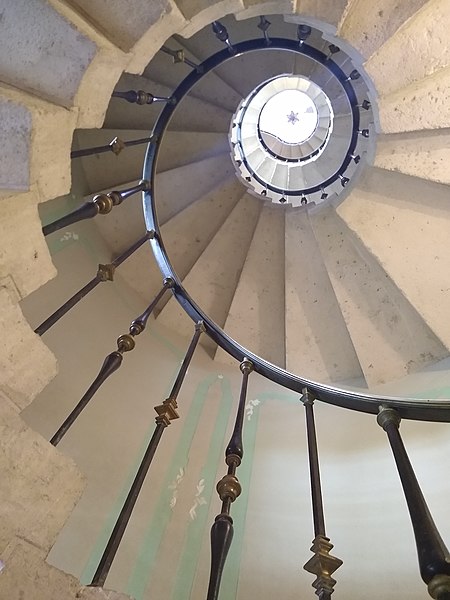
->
142;37;450;422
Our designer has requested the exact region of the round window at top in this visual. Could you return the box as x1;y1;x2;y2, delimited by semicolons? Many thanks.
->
259;89;319;146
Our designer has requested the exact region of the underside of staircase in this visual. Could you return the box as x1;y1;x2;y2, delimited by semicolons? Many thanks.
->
2;1;450;600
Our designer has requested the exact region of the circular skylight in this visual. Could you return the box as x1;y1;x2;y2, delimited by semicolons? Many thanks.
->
229;55;374;207
259;89;318;145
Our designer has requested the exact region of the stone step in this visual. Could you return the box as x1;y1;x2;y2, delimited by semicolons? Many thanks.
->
177;14;300;97
93;153;236;256
104;72;232;132
215;202;286;368
74;128;229;193
284;205;364;384
338;0;428;60
365;0;450;97
375;129;450;186
284;0;348;28
143;39;243;111
310;205;448;385
0;401;84;555
115;175;245;304
0;0;96;108
338;166;450;351
378;65;450;133
157;192;262;353
63;0;186;74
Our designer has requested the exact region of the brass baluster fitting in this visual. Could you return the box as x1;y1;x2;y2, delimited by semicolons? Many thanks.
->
206;357;253;600
303;535;343;599
302;388;342;599
153;320;205;427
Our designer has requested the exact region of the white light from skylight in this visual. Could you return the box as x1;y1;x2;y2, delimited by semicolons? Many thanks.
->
259;89;318;145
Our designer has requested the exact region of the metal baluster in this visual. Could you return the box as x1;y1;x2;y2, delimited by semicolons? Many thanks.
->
90;321;205;587
42;180;150;237
377;406;450;600
160;45;202;72
326;44;340;59
206;358;253;600
212;21;236;55
35;233;153;336
112;90;176;105
49;278;173;446
302;389;342;600
71;135;155;159
358;99;371;111
346;69;360;81
297;24;312;45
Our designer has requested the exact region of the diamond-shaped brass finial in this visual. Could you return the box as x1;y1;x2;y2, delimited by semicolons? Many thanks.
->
303;534;343;597
154;397;180;426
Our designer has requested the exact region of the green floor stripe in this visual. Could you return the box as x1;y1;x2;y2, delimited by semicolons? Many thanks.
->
126;374;218;599
170;377;234;600
148;324;184;360
79;418;160;584
412;385;450;399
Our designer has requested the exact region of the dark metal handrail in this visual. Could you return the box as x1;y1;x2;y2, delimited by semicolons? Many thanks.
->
140;38;450;422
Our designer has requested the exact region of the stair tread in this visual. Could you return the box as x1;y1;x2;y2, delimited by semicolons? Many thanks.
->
157;192;262;350
92;154;235;254
0;1;96;108
311;205;448;385
113;175;245;304
375;129;450;186
338;0;429;60
338;167;450;350
144;40;243;112
215;202;286;368
74;129;229;193
378;67;450;133
105;72;232;133
365;0;450;96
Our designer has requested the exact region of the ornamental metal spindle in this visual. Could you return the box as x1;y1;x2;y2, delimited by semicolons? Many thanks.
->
111;90;176;105
257;16;271;45
160;45;202;72
358;99;371;110
339;174;349;187
297;24;312;44
49;278;173;446
71;135;155;159
206;358;253;600
302;389;342;600
377;406;450;600
212;21;236;55
326;44;340;59
346;69;360;81
42;180;150;237
35;233;153;336
90;321;205;587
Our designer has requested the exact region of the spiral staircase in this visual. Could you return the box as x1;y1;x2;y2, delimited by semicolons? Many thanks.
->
2;1;450;600
72;11;450;389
